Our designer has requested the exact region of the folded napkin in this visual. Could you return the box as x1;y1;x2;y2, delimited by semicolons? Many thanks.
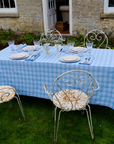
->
25;53;40;61
22;44;27;48
79;56;95;65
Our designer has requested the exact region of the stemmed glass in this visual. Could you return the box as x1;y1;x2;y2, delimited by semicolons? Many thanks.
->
8;40;14;54
33;40;40;51
67;41;75;55
86;42;93;57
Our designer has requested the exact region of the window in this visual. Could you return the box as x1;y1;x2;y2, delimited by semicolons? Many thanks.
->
0;0;17;13
104;0;114;13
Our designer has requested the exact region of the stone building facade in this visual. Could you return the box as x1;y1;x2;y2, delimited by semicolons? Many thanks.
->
0;0;114;37
0;0;44;33
72;0;114;37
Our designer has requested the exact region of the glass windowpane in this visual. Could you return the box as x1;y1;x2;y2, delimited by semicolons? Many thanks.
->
10;0;15;8
0;0;3;8
109;0;114;7
0;0;15;8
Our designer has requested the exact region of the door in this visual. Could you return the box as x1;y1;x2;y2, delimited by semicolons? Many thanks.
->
42;0;72;35
47;0;57;30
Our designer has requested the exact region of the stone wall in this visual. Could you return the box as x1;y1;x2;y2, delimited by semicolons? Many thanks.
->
0;0;114;37
72;0;114;38
0;0;44;34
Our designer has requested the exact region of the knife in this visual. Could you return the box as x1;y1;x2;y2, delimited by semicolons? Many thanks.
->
86;57;91;63
31;53;40;59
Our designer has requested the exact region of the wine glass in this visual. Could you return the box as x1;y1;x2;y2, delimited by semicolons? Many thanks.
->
33;40;40;51
8;40;14;54
67;41;75;55
86;42;93;57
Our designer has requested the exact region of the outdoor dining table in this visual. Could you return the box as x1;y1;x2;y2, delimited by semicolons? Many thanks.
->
0;46;114;110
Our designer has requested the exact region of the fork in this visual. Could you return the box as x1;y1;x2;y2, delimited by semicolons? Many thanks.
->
84;58;88;63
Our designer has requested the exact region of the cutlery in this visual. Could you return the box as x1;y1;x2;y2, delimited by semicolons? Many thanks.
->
86;57;91;63
28;55;33;59
31;53;39;59
60;46;64;51
84;58;88;63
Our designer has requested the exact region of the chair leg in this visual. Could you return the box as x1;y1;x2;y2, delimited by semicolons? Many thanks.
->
14;93;26;121
85;105;94;140
9;101;12;109
54;107;62;143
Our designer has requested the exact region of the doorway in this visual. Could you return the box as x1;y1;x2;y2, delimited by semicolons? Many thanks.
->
42;0;72;35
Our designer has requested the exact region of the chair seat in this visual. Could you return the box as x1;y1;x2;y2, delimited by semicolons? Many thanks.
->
52;89;89;111
0;86;15;103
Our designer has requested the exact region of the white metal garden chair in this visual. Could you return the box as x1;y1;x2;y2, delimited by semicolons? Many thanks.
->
84;29;110;49
44;70;99;143
0;85;26;121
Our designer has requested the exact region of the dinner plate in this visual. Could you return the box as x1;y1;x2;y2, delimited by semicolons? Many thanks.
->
10;53;29;59
59;55;81;63
72;47;87;53
22;45;37;51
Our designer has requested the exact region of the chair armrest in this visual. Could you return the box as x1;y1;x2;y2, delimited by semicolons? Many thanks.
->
94;80;99;91
44;84;53;100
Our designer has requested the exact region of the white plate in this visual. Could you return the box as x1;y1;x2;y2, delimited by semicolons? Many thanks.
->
59;55;81;63
10;53;29;59
72;47;87;53
22;46;37;51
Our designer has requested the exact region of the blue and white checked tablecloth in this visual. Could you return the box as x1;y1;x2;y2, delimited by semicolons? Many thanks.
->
0;46;114;109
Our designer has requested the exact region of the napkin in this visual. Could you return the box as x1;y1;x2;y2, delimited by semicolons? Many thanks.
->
22;44;27;48
79;56;95;65
25;53;40;61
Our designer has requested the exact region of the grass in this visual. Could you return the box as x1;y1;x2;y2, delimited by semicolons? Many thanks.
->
0;96;114;144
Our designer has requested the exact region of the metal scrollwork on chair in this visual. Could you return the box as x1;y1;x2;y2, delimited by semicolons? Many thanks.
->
84;29;110;49
44;70;99;143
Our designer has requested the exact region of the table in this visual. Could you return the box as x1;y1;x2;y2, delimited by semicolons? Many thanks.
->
0;46;114;110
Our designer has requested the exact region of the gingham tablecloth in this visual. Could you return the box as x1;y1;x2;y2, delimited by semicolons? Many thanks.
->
0;46;114;109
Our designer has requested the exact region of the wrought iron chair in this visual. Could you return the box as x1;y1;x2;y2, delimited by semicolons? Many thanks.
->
44;70;99;143
84;29;110;49
0;86;26;121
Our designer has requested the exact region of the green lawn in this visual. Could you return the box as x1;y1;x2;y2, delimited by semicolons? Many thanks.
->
0;96;114;144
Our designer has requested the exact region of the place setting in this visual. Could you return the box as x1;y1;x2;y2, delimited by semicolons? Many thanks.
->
9;40;41;61
59;42;95;64
79;42;95;65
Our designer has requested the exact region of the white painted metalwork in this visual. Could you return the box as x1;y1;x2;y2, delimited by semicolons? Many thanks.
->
0;86;26;121
84;29;110;49
44;70;99;143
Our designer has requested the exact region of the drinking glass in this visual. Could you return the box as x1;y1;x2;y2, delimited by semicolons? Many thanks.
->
77;47;84;57
67;41;75;55
8;40;14;53
64;45;69;54
16;44;22;53
27;46;34;55
33;40;40;51
86;42;93;56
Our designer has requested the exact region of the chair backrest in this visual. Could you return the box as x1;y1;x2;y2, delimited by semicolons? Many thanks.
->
84;29;110;49
52;70;99;110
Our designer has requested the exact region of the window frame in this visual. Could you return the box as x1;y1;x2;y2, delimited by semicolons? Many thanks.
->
104;0;114;13
0;0;17;13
